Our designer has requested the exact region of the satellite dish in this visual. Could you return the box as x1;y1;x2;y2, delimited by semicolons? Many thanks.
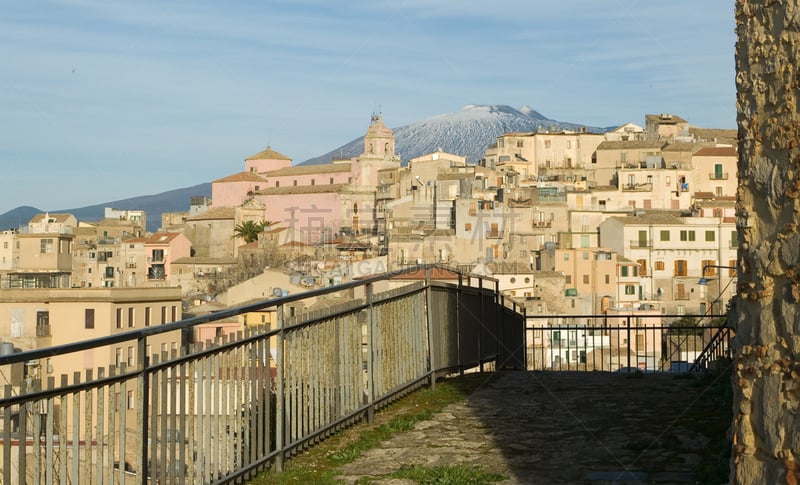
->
272;287;283;297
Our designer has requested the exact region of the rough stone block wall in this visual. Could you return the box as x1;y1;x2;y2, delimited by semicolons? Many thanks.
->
735;1;800;483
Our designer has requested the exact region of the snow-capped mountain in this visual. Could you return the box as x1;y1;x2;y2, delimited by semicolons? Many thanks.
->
301;104;617;165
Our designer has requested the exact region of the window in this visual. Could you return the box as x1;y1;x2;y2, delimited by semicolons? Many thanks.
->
172;306;177;322
40;239;54;254
127;346;134;367
311;179;315;186
544;140;551;148
705;231;715;242
145;307;151;326
583;275;590;284
660;230;670;241
637;259;647;276
464;223;472;231
36;311;49;336
621;266;628;277
654;261;665;271
128;307;134;328
116;308;122;329
565;275;572;284
731;231;739;247
115;348;122;367
624;285;636;295
330;177;334;184
510;277;516;284
702;260;717;276
275;181;280;187
127;390;135;410
679;230;696;242
563;253;569;261
605;275;610;284
674;260;688;276
161;306;167;324
105;266;115;278
729;260;737;277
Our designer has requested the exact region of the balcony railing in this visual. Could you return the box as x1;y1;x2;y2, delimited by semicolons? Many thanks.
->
36;324;51;337
526;313;732;372
629;240;652;248
709;172;729;180
622;183;653;192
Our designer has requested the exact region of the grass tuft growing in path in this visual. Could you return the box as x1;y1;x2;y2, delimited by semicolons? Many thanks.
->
251;373;491;485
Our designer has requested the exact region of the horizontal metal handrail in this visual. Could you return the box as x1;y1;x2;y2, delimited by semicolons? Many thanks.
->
0;264;522;484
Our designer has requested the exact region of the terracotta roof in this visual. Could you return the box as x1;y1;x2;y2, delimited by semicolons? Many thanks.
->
29;213;74;223
245;146;291;161
597;140;665;150
264;163;352;177
145;232;182;244
688;127;737;143
662;141;707;152
336;241;370;251
213;171;268;183
256;184;349;196
185;207;236;221
391;267;460;280
693;146;737;157
280;241;308;247
172;256;237;265
645;114;688;124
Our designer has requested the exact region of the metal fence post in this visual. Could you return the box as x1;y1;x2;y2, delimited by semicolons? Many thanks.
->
626;315;632;370
366;282;375;424
138;335;149;485
457;273;463;374
275;303;285;472
425;267;436;390
478;277;484;372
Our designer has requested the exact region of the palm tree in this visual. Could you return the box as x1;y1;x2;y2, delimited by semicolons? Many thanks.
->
233;220;272;244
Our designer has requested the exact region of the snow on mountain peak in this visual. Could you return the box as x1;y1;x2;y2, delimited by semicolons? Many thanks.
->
301;104;610;166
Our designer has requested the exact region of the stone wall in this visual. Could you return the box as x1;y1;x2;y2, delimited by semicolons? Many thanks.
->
735;1;800;483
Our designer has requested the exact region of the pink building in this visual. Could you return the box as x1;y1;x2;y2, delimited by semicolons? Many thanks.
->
212;115;402;244
144;232;192;283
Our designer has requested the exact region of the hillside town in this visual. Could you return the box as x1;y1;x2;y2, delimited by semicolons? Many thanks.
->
0;112;737;374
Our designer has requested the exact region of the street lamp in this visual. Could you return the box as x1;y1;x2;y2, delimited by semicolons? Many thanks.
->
697;264;737;316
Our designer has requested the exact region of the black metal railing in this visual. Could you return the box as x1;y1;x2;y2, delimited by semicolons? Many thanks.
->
525;314;732;373
0;265;525;484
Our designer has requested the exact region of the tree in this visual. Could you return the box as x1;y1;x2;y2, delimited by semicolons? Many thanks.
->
233;220;272;244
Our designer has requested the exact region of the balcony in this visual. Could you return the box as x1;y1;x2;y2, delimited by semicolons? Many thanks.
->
622;183;653;192
629;240;652;249
36;324;51;337
532;221;552;229
126;263;137;268
709;172;729;180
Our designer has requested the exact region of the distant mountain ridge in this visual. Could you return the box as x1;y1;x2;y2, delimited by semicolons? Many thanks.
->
0;183;211;233
301;104;616;165
0;104;616;233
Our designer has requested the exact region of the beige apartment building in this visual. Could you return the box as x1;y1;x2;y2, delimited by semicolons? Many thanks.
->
485;131;605;183
0;286;183;385
599;212;737;315
691;146;738;197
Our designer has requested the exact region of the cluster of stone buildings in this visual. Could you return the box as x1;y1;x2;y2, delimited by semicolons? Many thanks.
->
0;111;737;378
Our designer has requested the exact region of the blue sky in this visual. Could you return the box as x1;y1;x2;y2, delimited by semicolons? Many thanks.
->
1;1;736;214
